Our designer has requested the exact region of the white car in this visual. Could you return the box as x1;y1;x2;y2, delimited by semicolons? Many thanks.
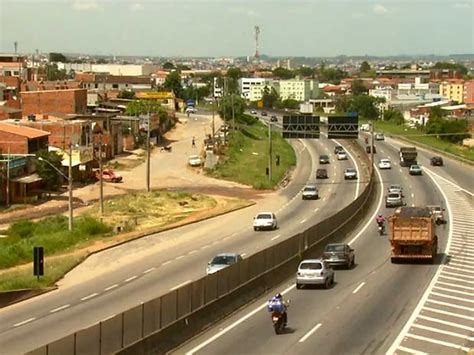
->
378;159;391;169
206;253;243;275
344;168;357;180
375;133;385;141
250;109;257;114
188;155;202;167
296;259;335;289
253;212;277;231
336;151;348;160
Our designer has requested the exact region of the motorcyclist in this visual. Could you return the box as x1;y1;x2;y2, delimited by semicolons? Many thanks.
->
376;214;385;228
365;137;369;144
267;293;288;327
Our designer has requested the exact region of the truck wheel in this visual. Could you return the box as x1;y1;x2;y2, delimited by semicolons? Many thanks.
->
391;257;398;264
324;278;331;289
296;283;302;289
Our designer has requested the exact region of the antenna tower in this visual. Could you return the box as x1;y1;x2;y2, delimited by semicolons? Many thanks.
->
254;25;260;59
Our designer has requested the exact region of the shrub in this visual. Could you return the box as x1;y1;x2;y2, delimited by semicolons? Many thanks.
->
75;216;111;236
34;215;68;235
8;220;35;239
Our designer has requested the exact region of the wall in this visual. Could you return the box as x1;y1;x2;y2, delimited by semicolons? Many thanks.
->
21;89;87;115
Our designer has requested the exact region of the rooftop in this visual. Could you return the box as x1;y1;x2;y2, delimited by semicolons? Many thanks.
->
0;122;50;139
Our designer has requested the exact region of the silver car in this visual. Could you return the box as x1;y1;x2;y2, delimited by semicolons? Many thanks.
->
386;192;404;208
253;212;277;231
206;253;243;275
323;243;355;269
302;185;319;200
296;259;334;289
344;168;357;180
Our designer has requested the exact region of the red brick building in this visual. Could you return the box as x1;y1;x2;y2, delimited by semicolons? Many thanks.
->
464;80;474;105
0;122;49;155
21;88;87;116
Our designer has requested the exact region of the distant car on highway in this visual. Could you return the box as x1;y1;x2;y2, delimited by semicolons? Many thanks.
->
366;145;376;154
253;212;277;231
378;158;391;169
302;185;319;200
316;168;328;179
322;243;355;269
385;192;404;208
334;145;344;154
319;154;330;164
409;164;423;175
337;151;348;160
388;184;403;195
206;253;243;275
428;205;447;225
344;168;357;180
270;115;278;122
261;111;268;116
430;156;444;166
375;133;385;141
296;259;334;289
250;109;257;114
188;155;202;167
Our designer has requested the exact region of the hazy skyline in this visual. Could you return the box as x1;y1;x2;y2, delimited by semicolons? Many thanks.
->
1;0;473;57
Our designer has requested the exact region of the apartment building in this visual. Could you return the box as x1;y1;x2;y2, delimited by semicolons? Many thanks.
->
439;80;465;103
369;86;394;102
276;79;319;101
239;78;273;101
397;77;439;97
463;80;474;105
21;88;88;115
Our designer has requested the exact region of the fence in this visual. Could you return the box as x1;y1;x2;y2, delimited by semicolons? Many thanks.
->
29;141;375;355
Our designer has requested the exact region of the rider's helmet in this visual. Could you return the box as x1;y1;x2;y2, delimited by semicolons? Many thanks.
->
275;293;282;300
378;214;383;218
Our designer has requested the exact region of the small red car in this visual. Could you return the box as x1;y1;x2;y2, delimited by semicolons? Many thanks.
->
95;169;123;183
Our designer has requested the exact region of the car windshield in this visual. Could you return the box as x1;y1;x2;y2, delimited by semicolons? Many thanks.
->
320;155;328;159
318;169;326;174
380;159;389;163
256;214;272;219
304;187;317;192
189;155;199;160
388;193;400;198
210;256;235;265
325;245;345;252
300;262;322;270
411;165;420;169
346;168;356;173
389;185;402;190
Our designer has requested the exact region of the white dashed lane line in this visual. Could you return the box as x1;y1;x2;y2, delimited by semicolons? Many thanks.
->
352;281;366;294
50;304;70;313
300;218;307;224
298;323;322;343
143;267;155;274
125;275;137;283
104;284;118;291
80;293;98;301
13;318;36;327
162;260;173;266
271;234;281;241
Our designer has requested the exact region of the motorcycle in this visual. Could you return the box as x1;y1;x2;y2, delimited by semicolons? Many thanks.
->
271;311;286;334
378;223;384;236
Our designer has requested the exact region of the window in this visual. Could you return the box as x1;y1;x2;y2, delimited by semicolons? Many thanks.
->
112;84;119;89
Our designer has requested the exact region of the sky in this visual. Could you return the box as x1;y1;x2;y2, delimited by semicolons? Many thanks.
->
0;0;473;57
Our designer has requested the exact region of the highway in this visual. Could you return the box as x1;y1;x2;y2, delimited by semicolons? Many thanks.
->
175;131;474;355
0;114;367;353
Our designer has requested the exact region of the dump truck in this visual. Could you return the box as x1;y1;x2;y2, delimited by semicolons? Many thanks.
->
389;207;437;263
399;147;417;167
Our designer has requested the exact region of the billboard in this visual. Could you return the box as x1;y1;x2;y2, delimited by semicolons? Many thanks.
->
327;114;359;139
282;115;320;139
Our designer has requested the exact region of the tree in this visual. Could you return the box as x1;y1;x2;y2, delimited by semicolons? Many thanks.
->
261;86;279;108
163;62;175;70
44;63;67;81
426;107;470;144
384;108;404;125
276;98;299;109
272;67;295;80
335;95;351;113
360;61;371;73
348;95;383;120
317;66;347;84
49;52;68;63
297;66;314;77
35;150;64;191
226;67;243;80
118;90;136;99
432;62;468;75
163;71;183;98
351;79;368;95
217;94;245;120
125;100;165;116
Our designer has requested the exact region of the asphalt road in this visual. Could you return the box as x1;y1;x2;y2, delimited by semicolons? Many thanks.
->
175;135;473;355
0;117;367;353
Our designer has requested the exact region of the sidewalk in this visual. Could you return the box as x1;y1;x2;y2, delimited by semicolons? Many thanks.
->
0;113;266;228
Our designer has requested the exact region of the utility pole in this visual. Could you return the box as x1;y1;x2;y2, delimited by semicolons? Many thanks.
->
68;143;73;232
146;110;151;192
5;146;10;207
99;133;104;215
369;121;374;176
231;93;235;131
212;98;216;144
268;122;272;182
223;77;227;143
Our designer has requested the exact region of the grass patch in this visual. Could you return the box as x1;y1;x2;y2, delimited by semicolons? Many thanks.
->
372;120;474;162
208;121;296;189
0;254;85;291
0;215;112;270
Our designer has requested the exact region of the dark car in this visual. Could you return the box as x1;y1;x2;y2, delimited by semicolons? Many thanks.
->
319;154;330;164
334;145;344;154
430;156;444;166
261;111;268;116
316;168;328;179
270;115;278;122
323;243;355;269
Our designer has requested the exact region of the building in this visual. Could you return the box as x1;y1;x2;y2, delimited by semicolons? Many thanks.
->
439;80;465;103
397;77;439;97
21;88;88;115
57;63;159;76
0;121;49;155
75;73;152;92
369;86;394;102
276;79;319;101
463;80;474;105
0;53;28;80
238;78;272;101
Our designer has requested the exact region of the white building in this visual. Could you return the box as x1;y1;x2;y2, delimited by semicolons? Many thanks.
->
397;77;439;97
369;86;394;101
57;63;159;76
276;79;319;101
213;77;223;98
238;78;272;101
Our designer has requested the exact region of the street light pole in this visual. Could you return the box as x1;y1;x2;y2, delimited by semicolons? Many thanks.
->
99;134;104;215
68;144;73;231
146;110;151;193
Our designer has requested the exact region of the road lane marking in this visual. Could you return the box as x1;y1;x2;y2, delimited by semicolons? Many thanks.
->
404;333;471;352
417;315;474;332
162;260;173;266
241;253;246;257
185;284;295;355
176;255;185;260
271;234;281;241
81;293;98;301
143;267;155;274
348;164;384;245
125;275;137;282
447;262;474;270
201;245;210;249
298;323;322;343
411;193;415;198
426;299;474;312
436;280;474;290
440;272;474;282
396;346;427;355
13;318;36;327
300;218;307;224
332;138;360;199
422;306;474;321
352;281;366;294
170;280;191;291
188;250;197;255
314;208;319;212
433;286;474;297
430;291;474;303
105;284;118;291
50;304;70;313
